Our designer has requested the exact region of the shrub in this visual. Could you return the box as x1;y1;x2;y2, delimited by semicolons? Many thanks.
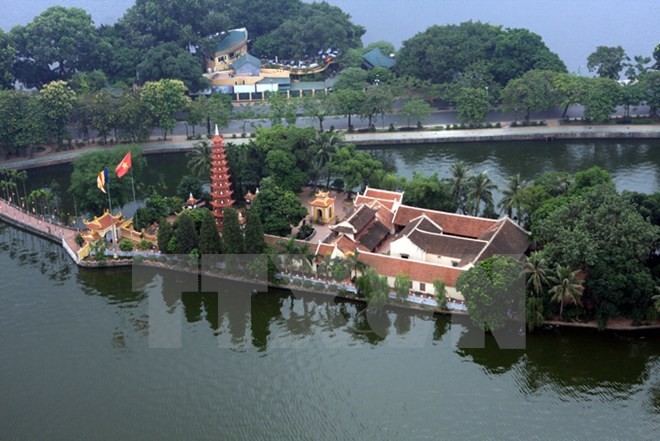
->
495;122;501;128
303;279;313;288
328;284;338;292
293;278;303;286
75;233;85;247
232;133;237;138
511;121;518;127
314;282;325;290
388;123;396;132
119;240;134;252
137;240;151;251
280;276;290;285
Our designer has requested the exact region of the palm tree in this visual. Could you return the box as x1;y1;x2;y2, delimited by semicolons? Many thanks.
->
15;170;28;207
449;161;470;214
313;130;342;189
522;251;549;298
550;174;571;196
186;140;212;178
548;264;584;319
467;172;497;216
498;174;527;222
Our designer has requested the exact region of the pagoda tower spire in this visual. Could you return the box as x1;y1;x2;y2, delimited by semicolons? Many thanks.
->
209;126;234;231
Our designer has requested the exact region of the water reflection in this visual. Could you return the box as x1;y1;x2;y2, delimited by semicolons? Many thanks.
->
0;223;72;284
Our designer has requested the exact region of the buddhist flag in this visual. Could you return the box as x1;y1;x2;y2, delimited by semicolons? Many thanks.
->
116;152;132;178
97;169;108;194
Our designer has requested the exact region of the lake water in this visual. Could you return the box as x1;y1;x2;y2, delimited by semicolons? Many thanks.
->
21;139;660;217
0;224;659;440
1;0;658;74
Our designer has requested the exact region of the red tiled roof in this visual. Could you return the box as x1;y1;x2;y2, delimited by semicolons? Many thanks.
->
84;211;123;231
393;205;498;238
354;195;396;211
363;187;403;203
358;252;463;287
334;235;369;253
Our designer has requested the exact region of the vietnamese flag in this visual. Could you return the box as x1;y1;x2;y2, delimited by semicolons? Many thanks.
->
115;152;132;178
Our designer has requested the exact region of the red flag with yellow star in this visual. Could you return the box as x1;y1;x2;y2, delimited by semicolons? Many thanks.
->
115;152;132;178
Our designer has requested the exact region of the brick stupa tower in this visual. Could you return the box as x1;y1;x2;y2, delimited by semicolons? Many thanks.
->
209;126;234;231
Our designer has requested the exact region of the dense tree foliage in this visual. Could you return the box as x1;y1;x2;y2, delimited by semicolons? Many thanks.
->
501;70;559;122
0;30;16;89
11;7;99;86
252;177;307;237
397;22;565;87
587;45;629;79
69;146;145;214
457;256;523;332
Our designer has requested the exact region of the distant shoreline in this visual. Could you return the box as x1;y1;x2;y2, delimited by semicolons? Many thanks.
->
2;123;660;171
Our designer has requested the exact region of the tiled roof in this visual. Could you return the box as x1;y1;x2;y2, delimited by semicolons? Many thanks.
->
407;230;485;260
363;48;396;69
358;252;462;287
474;218;530;262
357;221;390;251
354;195;396;211
334;235;368;254
393;205;498;238
231;53;261;70
332;204;376;235
363;187;403;203
216;28;248;53
84;211;123;231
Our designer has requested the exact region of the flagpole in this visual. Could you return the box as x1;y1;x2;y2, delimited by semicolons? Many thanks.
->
106;172;113;213
130;166;138;229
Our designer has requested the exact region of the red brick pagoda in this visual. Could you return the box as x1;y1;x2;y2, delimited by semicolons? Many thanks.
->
209;127;234;231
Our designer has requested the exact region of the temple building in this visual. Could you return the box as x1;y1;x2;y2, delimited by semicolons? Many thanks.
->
209;129;234;231
309;190;336;224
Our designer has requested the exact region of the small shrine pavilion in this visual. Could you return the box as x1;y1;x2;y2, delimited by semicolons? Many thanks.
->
82;210;124;244
209;127;234;231
309;190;335;224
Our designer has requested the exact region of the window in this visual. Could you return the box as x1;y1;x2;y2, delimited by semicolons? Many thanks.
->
419;283;426;292
409;281;413;289
452;260;459;267
401;254;409;259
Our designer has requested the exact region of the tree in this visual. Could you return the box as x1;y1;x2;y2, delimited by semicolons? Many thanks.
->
69;147;145;214
251;1;365;60
638;71;660;116
456;87;491;124
0;30;16;89
498;174;527;221
174;212;198;255
449;161;471;214
266;92;297;127
244;207;266;255
356;267;390;309
329;145;384;194
359;86;395;129
141;79;190;140
397;22;563;86
198;208;223;255
394;274;411;301
587;45;629;79
90;89;118;143
522;251;549;298
490;28;566;85
186;140;212;178
403;172;456;212
313;130;343;189
11;6;99;84
333;67;369;91
433;279;448;309
135;43;210;92
625;55;652;81
553;73;588;118
0;91;47;158
252;177;307;237
582;77;622;122
456;256;523;332
177;175;203;200
500;70;559;122
302;94;334;132
400;98;432;127
467;172;497;216
265;149;307;192
222;207;244;254
39;81;76;146
116;88;152;142
548;265;584;319
329;89;363;130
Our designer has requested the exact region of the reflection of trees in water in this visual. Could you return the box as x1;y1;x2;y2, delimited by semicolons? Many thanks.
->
77;266;145;306
0;224;72;284
455;324;660;401
369;140;660;197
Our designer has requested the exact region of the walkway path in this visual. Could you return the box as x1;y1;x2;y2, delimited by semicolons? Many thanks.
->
0;198;81;259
